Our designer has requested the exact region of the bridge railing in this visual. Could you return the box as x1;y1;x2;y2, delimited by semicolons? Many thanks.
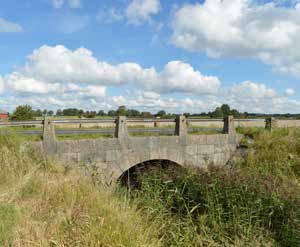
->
0;116;283;140
0;116;230;139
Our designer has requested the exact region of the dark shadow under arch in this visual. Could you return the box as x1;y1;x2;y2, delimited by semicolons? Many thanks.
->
118;159;185;188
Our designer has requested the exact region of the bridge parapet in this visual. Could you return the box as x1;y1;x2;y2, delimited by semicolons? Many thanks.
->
4;115;244;184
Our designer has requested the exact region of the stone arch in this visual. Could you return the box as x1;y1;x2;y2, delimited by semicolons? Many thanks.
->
117;159;184;188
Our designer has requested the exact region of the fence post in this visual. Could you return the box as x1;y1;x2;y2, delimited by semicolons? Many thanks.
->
175;115;187;137
223;116;235;135
154;118;160;128
115;116;128;139
265;117;277;131
43;117;57;153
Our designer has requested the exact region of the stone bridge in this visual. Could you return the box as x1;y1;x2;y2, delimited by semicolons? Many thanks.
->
30;116;242;184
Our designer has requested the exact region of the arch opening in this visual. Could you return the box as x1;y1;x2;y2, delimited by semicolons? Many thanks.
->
118;159;184;189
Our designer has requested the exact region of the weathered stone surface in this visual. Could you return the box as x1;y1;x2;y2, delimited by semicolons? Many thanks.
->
175;115;187;137
197;145;214;155
30;116;242;184
223;116;235;135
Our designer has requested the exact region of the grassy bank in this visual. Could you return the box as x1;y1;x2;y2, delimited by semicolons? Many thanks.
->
0;133;161;246
130;128;300;246
0;128;299;246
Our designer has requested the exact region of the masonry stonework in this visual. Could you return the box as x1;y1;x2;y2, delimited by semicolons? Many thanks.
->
32;116;242;184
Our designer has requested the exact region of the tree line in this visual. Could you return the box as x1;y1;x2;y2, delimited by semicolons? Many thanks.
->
8;104;300;121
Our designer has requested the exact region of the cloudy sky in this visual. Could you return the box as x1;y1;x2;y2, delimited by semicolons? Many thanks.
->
0;0;299;113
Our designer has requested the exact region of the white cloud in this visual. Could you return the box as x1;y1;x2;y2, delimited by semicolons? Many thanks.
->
52;0;64;9
109;82;300;114
223;81;299;113
172;0;300;77
285;88;295;96
0;76;4;94
150;61;220;95
6;73;62;94
1;45;299;114
96;8;124;23
9;45;218;95
79;85;106;98
96;0;160;26
230;81;278;99
142;91;160;99
52;0;81;9
5;72;107;99
126;0;161;25
0;18;23;33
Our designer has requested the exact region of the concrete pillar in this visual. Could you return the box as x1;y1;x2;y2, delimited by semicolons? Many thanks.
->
175;115;187;137
43;117;57;153
265;117;277;131
154;119;160;128
115;116;128;138
223;116;235;135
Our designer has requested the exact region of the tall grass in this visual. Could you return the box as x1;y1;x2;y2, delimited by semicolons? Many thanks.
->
0;128;299;246
130;128;300;246
0;131;161;246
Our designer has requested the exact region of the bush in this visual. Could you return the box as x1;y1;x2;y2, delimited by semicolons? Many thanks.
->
10;105;34;121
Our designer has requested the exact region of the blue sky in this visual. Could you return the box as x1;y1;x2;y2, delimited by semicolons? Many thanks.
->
0;0;299;113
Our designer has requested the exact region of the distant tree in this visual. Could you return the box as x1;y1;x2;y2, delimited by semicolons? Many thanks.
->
63;108;80;116
183;112;191;118
230;109;240;118
116;106;127;116
34;109;43;117
108;110;117;117
10;105;34;121
141;112;152;118
78;110;84;118
126;109;139;117
221;104;231;117
200;112;208;117
212;107;223;118
56;109;63;116
84;111;97;118
156;110;166;118
43;109;48;116
48;110;54;116
210;104;241;118
97;110;105;116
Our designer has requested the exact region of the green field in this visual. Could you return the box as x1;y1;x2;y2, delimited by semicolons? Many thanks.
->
0;125;222;141
0;128;299;246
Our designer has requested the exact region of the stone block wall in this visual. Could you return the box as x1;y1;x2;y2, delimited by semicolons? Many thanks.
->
30;116;241;184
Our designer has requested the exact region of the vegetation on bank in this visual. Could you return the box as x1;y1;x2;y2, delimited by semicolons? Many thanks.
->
0;128;299;246
127;128;300;246
0;132;160;246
